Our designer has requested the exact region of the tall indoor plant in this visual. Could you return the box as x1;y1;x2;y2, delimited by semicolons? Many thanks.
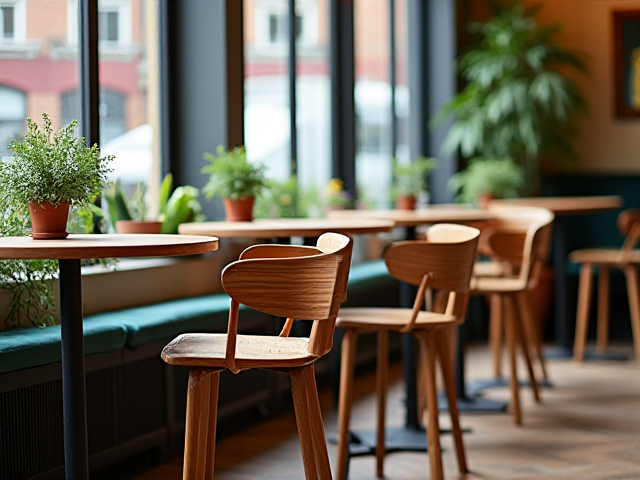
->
0;112;113;238
435;2;587;196
201;145;267;221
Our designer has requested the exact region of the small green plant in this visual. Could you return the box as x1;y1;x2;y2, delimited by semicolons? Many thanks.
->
448;157;525;204
0;112;112;209
201;145;267;201
103;174;205;234
391;157;437;199
254;177;307;218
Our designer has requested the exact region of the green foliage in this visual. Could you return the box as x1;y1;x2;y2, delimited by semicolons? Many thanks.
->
0;112;113;208
391;157;437;198
448;157;525;204
254;177;307;218
161;185;205;234
0;203;102;329
201;145;268;201
434;2;587;195
103;175;204;233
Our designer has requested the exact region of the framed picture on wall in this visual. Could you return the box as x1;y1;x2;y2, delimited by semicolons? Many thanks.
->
613;10;640;118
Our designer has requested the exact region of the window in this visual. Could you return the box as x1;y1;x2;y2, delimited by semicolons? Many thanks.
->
67;0;132;47
0;0;25;43
99;10;119;43
252;0;319;56
0;85;26;159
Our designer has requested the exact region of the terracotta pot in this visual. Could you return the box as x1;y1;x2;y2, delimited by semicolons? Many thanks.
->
396;195;416;211
115;220;163;234
478;193;496;209
28;201;70;240
223;197;255;222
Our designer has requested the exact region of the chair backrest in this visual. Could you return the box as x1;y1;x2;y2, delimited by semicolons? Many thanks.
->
618;209;640;253
384;224;480;323
483;207;554;289
222;232;353;357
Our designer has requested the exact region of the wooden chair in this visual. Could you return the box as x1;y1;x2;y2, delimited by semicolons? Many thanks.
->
469;208;554;425
335;224;480;480
473;208;553;385
570;209;640;365
162;232;353;480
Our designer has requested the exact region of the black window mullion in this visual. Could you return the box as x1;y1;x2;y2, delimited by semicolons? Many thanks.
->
79;0;100;148
330;0;356;194
288;0;298;179
389;0;397;160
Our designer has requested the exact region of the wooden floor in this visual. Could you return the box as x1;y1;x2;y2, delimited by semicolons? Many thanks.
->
131;344;640;479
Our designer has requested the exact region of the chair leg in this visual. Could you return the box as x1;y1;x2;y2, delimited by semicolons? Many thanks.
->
513;295;540;404
376;330;388;478
623;266;640;367
435;328;468;475
596;266;611;355
418;332;443;480
290;368;318;480
518;291;549;381
489;294;504;378
302;365;332;480
574;264;594;362
336;329;359;480
504;296;522;425
183;368;221;480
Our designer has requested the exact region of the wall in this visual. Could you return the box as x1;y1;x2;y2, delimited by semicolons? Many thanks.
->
531;0;640;173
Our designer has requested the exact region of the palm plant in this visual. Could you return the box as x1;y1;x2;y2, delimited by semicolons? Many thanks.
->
435;2;587;195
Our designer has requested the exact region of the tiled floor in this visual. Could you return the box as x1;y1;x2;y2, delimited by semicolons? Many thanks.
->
132;344;640;479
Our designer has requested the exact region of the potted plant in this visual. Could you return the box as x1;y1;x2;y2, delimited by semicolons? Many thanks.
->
201;145;267;221
448;157;525;207
0;112;112;239
104;174;205;234
391;157;437;210
434;2;587;196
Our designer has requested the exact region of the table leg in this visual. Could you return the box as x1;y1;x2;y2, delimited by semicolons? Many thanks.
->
59;259;89;480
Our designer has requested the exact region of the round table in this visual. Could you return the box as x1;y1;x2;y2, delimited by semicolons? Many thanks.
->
178;217;395;237
488;196;624;357
0;234;219;480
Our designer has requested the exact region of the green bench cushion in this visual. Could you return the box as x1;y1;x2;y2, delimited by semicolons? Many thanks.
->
347;259;396;295
85;294;244;349
0;320;127;374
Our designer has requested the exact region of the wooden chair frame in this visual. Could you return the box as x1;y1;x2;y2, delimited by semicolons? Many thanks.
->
162;233;353;480
335;224;480;480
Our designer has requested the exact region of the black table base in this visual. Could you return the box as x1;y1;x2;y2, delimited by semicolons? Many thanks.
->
59;259;89;480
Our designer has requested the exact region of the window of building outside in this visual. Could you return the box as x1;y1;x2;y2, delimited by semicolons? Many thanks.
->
244;0;330;217
0;0;79;160
355;0;409;209
98;0;162;216
0;85;25;159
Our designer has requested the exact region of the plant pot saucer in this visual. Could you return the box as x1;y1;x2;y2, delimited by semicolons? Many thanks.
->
31;231;70;240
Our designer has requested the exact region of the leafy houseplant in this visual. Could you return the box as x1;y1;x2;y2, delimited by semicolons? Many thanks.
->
201;145;267;221
103;174;205;234
391;157;437;210
254;176;307;219
448;157;525;207
0;112;113;239
435;2;586;196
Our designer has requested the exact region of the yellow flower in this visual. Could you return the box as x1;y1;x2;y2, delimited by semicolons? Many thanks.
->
327;178;343;195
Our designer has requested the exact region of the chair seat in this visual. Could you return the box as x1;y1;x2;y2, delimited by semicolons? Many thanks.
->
470;276;526;294
570;248;640;266
337;307;460;330
474;260;505;277
161;333;317;369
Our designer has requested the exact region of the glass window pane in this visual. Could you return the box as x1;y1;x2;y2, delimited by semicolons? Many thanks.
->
355;0;392;209
244;0;291;181
0;0;80;158
99;0;162;218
